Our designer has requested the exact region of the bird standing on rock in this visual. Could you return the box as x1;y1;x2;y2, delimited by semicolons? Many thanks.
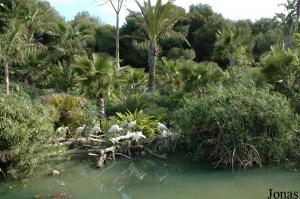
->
108;125;123;133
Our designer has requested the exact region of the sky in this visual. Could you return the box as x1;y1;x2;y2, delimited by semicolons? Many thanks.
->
47;0;285;25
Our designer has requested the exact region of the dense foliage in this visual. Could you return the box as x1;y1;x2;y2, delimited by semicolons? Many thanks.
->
1;0;300;178
175;85;299;168
0;90;59;179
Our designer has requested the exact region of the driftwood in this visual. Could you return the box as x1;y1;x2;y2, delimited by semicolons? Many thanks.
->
89;134;105;143
110;132;135;144
89;137;105;143
97;146;116;168
97;153;107;168
57;131;169;168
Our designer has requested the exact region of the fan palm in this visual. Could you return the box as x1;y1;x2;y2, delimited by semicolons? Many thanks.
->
73;54;118;119
135;0;187;91
119;66;147;94
213;27;254;66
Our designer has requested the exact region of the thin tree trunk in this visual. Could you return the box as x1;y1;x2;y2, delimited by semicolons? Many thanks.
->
4;63;10;96
288;27;293;49
296;0;300;32
229;57;235;66
116;12;120;68
98;94;105;120
148;42;158;92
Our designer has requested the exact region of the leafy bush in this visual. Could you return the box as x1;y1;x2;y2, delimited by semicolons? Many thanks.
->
116;110;159;137
175;84;299;168
167;47;196;60
118;66;147;95
106;92;193;123
0;83;54;100
81;102;99;135
260;46;300;114
0;90;59;179
45;94;96;134
106;94;149;116
180;61;228;93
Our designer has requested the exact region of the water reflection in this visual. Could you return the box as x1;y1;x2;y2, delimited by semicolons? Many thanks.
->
0;155;300;199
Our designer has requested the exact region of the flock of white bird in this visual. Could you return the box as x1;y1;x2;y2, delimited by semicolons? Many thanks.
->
56;120;171;143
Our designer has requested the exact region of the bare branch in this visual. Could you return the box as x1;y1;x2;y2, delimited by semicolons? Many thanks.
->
96;0;110;7
109;0;118;13
118;0;125;11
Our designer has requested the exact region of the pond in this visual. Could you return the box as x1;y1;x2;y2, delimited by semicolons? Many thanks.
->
0;155;300;199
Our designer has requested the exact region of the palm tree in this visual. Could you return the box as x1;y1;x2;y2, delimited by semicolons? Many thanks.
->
73;54;118;119
135;0;187;91
212;27;254;66
277;0;300;48
0;20;28;95
119;66;147;94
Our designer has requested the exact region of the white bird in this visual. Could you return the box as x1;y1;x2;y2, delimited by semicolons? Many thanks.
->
128;120;136;130
108;125;123;133
76;125;86;136
132;131;146;142
56;127;69;136
162;130;170;138
158;122;168;132
277;79;284;83
56;127;64;135
90;124;101;135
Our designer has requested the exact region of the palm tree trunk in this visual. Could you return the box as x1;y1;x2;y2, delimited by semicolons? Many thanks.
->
148;42;158;92
98;94;105;119
116;11;120;68
4;63;10;96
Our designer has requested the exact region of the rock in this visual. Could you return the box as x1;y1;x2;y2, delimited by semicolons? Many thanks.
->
34;194;45;199
51;170;60;176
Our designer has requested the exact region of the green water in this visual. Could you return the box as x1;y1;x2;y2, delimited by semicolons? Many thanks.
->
0;155;300;199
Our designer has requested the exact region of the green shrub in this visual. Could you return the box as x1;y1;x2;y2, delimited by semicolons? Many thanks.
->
45;94;97;135
106;94;149;116
261;46;300;96
116;110;159;137
167;47;196;61
180;61;228;93
175;84;299;168
106;92;193;123
0;83;54;100
81;102;99;135
0;90;59;179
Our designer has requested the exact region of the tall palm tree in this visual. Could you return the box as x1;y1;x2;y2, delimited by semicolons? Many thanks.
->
277;0;300;48
0;20;28;95
135;0;187;91
73;54;118;119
